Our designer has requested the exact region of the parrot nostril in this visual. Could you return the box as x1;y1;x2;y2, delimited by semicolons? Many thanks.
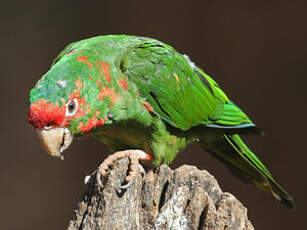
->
45;122;54;129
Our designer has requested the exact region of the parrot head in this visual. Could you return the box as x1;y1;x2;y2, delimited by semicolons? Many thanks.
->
27;44;117;159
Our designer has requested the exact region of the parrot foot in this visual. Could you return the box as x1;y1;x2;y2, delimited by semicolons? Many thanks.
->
96;149;152;189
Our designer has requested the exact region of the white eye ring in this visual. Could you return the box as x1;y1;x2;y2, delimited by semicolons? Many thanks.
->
65;98;78;116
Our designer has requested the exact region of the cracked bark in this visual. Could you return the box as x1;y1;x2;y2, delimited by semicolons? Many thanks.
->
68;158;255;230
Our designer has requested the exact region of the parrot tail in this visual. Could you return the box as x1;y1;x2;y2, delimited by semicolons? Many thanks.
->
199;132;295;210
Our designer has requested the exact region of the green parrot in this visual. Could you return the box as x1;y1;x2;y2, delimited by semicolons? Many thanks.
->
28;35;294;209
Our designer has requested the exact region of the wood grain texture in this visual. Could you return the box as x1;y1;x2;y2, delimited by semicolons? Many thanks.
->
68;157;254;230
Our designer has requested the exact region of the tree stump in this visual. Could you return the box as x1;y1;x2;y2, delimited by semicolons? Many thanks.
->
68;158;255;230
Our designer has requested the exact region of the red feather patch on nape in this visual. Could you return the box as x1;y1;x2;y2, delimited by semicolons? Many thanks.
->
67;50;84;56
143;101;154;113
96;60;112;83
28;99;66;128
77;56;93;69
97;86;119;107
118;77;128;91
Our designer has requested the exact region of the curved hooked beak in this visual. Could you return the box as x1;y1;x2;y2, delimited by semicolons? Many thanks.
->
36;127;73;160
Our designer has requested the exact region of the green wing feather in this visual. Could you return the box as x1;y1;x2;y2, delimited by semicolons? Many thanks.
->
199;132;294;209
224;135;295;209
120;37;294;209
121;39;255;132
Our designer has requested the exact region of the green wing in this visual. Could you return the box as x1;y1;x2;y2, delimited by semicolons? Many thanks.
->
120;39;256;132
120;38;294;209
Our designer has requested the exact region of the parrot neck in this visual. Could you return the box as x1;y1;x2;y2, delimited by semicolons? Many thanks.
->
92;120;154;153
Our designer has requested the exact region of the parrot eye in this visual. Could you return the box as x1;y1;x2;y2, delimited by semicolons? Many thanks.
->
65;98;78;116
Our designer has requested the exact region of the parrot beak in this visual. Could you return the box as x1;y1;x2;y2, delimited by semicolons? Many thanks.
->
36;127;73;160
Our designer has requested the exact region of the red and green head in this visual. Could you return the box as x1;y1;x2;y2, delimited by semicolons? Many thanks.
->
28;44;118;159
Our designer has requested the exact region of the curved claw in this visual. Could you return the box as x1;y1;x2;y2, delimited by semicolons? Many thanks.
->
94;150;152;189
118;164;146;190
84;170;104;187
118;180;135;190
139;164;146;180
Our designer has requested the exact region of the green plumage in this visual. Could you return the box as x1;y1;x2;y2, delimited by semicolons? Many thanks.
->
29;35;294;209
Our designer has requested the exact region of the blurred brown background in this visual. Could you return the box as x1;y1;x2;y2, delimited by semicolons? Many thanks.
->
1;0;306;229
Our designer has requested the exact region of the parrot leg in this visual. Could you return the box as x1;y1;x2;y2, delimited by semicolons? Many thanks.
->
95;150;152;189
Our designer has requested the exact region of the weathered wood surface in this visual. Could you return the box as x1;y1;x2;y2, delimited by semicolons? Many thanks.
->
68;158;254;230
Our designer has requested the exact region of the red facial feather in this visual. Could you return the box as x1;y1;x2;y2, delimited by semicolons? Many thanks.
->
70;78;83;99
28;99;66;128
28;77;110;133
74;97;86;119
